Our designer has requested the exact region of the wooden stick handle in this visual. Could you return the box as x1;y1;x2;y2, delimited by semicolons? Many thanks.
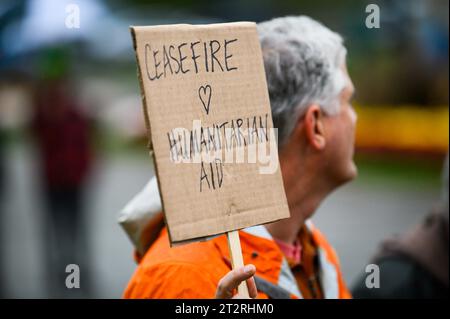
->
226;230;250;298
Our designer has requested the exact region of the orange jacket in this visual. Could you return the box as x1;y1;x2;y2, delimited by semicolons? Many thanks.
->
123;221;351;299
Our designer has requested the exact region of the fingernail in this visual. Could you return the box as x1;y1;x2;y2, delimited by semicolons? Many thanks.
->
244;265;255;274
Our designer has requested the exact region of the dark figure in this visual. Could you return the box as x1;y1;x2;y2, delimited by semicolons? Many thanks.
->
32;79;92;297
352;156;449;299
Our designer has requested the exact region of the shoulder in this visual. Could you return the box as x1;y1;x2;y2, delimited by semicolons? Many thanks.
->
124;260;219;299
124;230;229;299
352;256;449;299
142;229;227;270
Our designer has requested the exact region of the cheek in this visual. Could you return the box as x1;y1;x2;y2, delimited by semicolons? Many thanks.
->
325;122;346;157
348;107;357;131
325;110;356;152
340;109;357;145
335;114;355;157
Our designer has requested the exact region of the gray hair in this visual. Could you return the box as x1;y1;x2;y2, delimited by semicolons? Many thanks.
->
257;16;348;146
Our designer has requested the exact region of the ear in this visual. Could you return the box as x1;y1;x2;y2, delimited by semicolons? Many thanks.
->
304;104;326;150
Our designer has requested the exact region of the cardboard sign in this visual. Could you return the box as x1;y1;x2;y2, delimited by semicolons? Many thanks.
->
131;22;290;245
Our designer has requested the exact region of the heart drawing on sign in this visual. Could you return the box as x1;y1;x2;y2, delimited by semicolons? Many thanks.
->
198;84;212;115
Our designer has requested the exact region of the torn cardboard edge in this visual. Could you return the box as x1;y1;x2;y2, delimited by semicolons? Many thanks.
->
130;27;152;151
130;26;177;246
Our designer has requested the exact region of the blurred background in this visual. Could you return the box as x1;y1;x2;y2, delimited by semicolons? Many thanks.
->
0;0;448;298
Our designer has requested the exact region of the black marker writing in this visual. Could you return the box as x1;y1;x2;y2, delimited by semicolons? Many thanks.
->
144;39;239;81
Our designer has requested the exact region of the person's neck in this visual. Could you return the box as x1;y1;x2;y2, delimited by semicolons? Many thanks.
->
265;150;332;245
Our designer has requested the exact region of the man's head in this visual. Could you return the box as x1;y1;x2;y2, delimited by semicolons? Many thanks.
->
258;16;357;190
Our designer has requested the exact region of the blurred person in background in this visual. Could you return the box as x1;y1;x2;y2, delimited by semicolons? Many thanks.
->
124;16;356;299
31;48;93;297
351;154;449;299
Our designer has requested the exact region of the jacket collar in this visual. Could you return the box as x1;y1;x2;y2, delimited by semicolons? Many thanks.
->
211;224;302;298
